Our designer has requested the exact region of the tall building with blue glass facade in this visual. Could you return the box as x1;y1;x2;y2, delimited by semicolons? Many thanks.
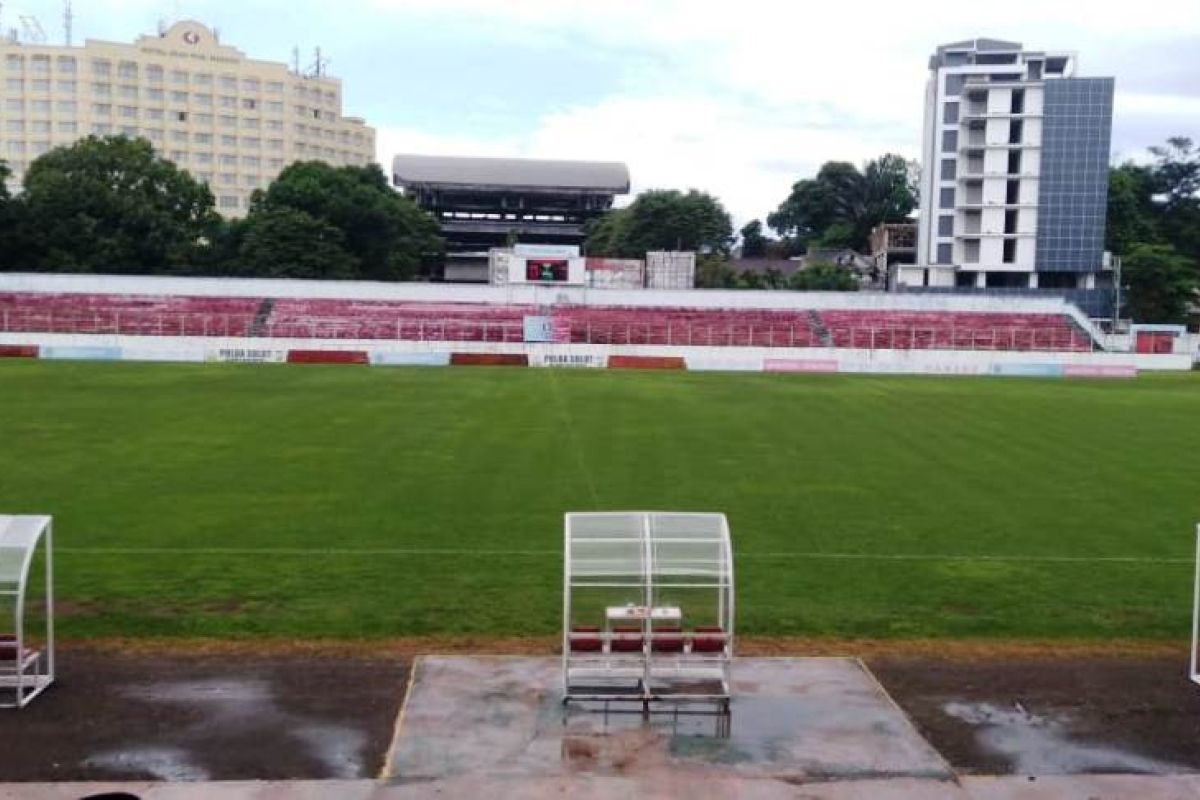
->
906;39;1115;315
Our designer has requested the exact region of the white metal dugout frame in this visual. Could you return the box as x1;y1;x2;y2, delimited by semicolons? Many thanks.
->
1190;524;1200;686
0;515;55;709
562;512;734;704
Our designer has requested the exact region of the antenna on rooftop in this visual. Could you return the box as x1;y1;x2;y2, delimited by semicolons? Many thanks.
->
308;46;328;78
63;0;72;45
19;15;46;43
292;45;300;75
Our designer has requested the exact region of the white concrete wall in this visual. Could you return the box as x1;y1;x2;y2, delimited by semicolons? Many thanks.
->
0;331;1188;373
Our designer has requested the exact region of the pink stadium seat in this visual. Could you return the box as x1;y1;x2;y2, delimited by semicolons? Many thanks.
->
569;626;603;653
690;625;727;654
610;626;644;653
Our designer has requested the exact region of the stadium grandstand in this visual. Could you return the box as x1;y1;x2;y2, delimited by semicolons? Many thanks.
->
392;154;631;283
0;275;1104;354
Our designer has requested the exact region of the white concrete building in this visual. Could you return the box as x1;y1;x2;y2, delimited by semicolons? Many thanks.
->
906;39;1114;314
0;20;375;215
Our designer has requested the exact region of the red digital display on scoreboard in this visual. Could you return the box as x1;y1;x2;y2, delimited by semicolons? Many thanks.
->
526;259;570;282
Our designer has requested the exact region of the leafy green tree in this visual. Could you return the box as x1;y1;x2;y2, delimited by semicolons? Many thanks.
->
739;219;768;258
1106;164;1160;257
788;261;859;291
246;161;442;281
585;189;733;258
693;255;738;288
1122;243;1198;324
1148;137;1200;266
9;136;219;273
236;207;357;279
768;154;917;252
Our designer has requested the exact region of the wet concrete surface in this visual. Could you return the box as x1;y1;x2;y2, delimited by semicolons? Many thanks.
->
0;650;406;782
871;656;1200;776
386;656;953;783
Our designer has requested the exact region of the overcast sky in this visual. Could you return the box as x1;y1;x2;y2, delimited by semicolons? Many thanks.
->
7;0;1200;225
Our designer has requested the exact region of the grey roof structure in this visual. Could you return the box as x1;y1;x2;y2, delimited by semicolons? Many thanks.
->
392;154;630;193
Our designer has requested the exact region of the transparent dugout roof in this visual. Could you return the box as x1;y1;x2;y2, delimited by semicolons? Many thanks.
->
565;512;732;586
0;516;51;593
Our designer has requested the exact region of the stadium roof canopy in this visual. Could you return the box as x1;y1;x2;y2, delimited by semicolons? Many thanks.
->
392;154;630;193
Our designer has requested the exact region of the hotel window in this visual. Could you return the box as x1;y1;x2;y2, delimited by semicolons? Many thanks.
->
194;73;213;86
243;155;260;168
117;61;138;79
195;132;212;144
30;56;50;74
170;91;188;104
220;154;237;166
92;123;112;134
6;142;25;156
146;65;164;83
268;158;283;169
194;93;213;106
119;85;138;99
171;130;188;143
57;57;76;74
220;75;237;90
30;99;50;113
31;141;51;155
56;80;77;92
220;135;237;147
194;113;213;125
145;128;164;141
266;101;283;114
91;60;111;77
170;70;188;85
194;152;213;165
118;126;136;138
4;99;21;112
242;78;260;92
92;82;111;96
30;79;50;92
31;120;51;133
219;195;239;209
266;81;283;94
220;115;236;128
220;173;236;185
4;55;21;71
5;79;22;91
242;117;260;129
267;138;283;151
146;88;164;102
266;119;282;131
119;105;138;118
219;95;237;108
5;119;23;132
145;108;164;120
56;121;77;134
242;98;257;110
92;103;112;115
243;174;258;186
243;137;260;148
170;150;187;162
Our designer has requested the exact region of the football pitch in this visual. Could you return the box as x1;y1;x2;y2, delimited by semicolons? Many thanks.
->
0;360;1197;642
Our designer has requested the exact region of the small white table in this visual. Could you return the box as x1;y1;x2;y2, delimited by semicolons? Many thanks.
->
605;605;682;625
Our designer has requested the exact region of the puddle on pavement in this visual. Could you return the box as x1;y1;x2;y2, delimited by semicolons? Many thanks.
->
943;700;1184;775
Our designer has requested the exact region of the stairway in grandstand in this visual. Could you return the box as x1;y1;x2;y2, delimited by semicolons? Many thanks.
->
249;298;275;338
807;310;833;347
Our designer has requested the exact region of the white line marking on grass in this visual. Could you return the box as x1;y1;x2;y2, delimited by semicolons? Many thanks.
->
56;547;1190;565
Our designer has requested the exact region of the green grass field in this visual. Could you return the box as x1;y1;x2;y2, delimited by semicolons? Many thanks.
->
0;360;1197;642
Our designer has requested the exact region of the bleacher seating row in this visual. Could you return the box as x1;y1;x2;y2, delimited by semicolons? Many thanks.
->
0;292;1097;352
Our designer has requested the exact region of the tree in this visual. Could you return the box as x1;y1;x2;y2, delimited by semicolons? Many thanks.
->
739;219;768;258
236;207;357;279
1105;164;1160;257
789;262;859;291
8;136;219;273
585;189;733;258
768;154;917;253
1147;137;1200;266
246;161;442;281
1122;243;1198;324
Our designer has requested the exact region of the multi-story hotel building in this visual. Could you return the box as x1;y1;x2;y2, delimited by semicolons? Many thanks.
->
908;38;1114;312
0;20;375;215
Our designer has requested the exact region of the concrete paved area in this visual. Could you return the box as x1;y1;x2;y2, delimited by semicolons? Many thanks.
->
386;656;953;782
9;775;1200;799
